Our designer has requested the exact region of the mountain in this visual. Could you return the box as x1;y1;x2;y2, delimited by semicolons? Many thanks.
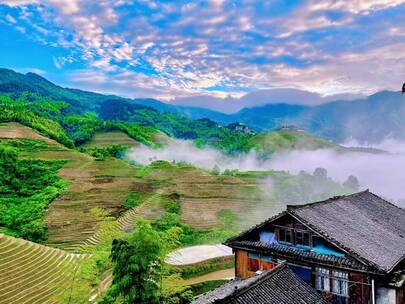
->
2;68;405;144
172;89;365;113
0;68;227;120
206;91;404;143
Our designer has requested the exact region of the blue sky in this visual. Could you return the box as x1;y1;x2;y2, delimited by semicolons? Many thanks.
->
0;0;405;102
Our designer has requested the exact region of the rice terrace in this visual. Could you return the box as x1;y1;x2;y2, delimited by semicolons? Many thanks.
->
0;1;405;304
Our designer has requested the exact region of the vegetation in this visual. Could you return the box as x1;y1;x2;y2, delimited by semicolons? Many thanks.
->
172;256;234;280
0;233;86;304
0;92;340;157
0;95;74;147
101;220;190;304
83;144;128;160
55;209;122;304
189;280;229;297
0;143;68;241
0;85;362;303
250;128;335;156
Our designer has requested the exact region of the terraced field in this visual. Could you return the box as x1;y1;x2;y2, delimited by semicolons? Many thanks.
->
0;123;161;251
142;164;277;230
0;124;299;251
0;233;86;304
83;131;140;148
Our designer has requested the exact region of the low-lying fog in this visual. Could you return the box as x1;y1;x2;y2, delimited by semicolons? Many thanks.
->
127;139;405;206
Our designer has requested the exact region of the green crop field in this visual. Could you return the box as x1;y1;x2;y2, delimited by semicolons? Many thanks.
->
0;233;87;304
83;131;140;148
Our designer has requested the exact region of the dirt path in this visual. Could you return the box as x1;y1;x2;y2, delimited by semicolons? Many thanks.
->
166;244;233;266
182;268;234;285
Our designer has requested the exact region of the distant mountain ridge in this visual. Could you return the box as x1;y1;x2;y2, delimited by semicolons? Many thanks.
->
0;68;226;119
172;89;365;113
1;68;404;143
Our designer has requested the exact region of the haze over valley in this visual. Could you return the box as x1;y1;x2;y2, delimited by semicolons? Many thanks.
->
0;1;405;303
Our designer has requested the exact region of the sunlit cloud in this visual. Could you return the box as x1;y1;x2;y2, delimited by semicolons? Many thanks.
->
0;0;404;104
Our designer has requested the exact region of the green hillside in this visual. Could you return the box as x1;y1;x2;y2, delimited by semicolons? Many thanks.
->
0;90;359;303
250;128;336;155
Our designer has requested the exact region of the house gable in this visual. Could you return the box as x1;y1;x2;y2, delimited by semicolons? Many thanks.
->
226;190;405;275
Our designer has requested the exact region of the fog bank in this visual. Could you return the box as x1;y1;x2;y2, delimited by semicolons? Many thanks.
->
127;139;405;205
127;139;265;171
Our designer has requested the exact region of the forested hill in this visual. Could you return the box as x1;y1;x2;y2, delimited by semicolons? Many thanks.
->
2;68;404;144
228;91;405;143
0;93;337;156
0;68;228;121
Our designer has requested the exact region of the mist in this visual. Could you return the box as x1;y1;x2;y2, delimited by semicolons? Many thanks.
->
127;138;405;206
127;139;266;171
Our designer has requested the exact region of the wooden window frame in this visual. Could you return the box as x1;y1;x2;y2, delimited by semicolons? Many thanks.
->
278;228;293;244
295;230;311;247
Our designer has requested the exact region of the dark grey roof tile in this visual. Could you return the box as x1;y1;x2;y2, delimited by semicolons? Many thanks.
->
192;263;329;304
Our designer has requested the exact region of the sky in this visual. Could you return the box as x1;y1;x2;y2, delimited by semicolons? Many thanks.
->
0;0;405;104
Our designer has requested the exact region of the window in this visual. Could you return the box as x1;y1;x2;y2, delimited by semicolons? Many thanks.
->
278;228;292;243
247;253;260;272
316;267;330;292
295;231;311;247
316;268;349;297
332;271;349;297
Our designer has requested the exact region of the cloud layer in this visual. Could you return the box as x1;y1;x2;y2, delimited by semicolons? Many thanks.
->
1;0;405;105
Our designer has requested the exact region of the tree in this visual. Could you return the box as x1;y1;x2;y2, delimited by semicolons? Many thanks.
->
313;167;328;180
102;220;181;304
211;165;220;175
343;175;360;192
0;145;18;192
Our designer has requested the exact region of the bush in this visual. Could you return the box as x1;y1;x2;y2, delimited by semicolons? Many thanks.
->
0;144;68;241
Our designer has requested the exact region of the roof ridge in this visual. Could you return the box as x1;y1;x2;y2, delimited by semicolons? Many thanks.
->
367;191;405;213
286;189;370;210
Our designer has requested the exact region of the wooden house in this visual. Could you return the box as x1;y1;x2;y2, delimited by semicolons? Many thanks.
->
192;262;328;304
224;190;405;304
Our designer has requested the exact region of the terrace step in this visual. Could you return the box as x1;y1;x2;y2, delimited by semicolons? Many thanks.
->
0;233;87;304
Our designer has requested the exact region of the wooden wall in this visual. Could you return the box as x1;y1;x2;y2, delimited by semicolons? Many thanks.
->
235;250;275;278
235;250;249;278
396;285;404;304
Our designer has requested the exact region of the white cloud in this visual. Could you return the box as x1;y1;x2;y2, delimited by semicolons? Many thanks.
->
5;13;16;23
2;0;405;102
0;0;37;6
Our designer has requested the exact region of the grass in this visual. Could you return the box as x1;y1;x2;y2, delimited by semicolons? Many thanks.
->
189;280;229;296
170;256;234;280
250;129;335;155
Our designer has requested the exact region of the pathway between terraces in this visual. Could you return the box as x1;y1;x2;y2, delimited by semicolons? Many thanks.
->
181;268;234;285
166;244;234;285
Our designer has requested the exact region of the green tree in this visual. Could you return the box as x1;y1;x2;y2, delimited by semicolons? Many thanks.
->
102;220;181;304
343;175;360;192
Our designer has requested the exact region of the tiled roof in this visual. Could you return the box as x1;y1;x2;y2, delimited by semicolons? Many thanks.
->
229;241;370;272
288;190;405;273
226;190;405;273
191;263;329;304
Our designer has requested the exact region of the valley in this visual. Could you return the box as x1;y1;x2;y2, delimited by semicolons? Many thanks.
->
0;119;352;302
0;69;402;304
